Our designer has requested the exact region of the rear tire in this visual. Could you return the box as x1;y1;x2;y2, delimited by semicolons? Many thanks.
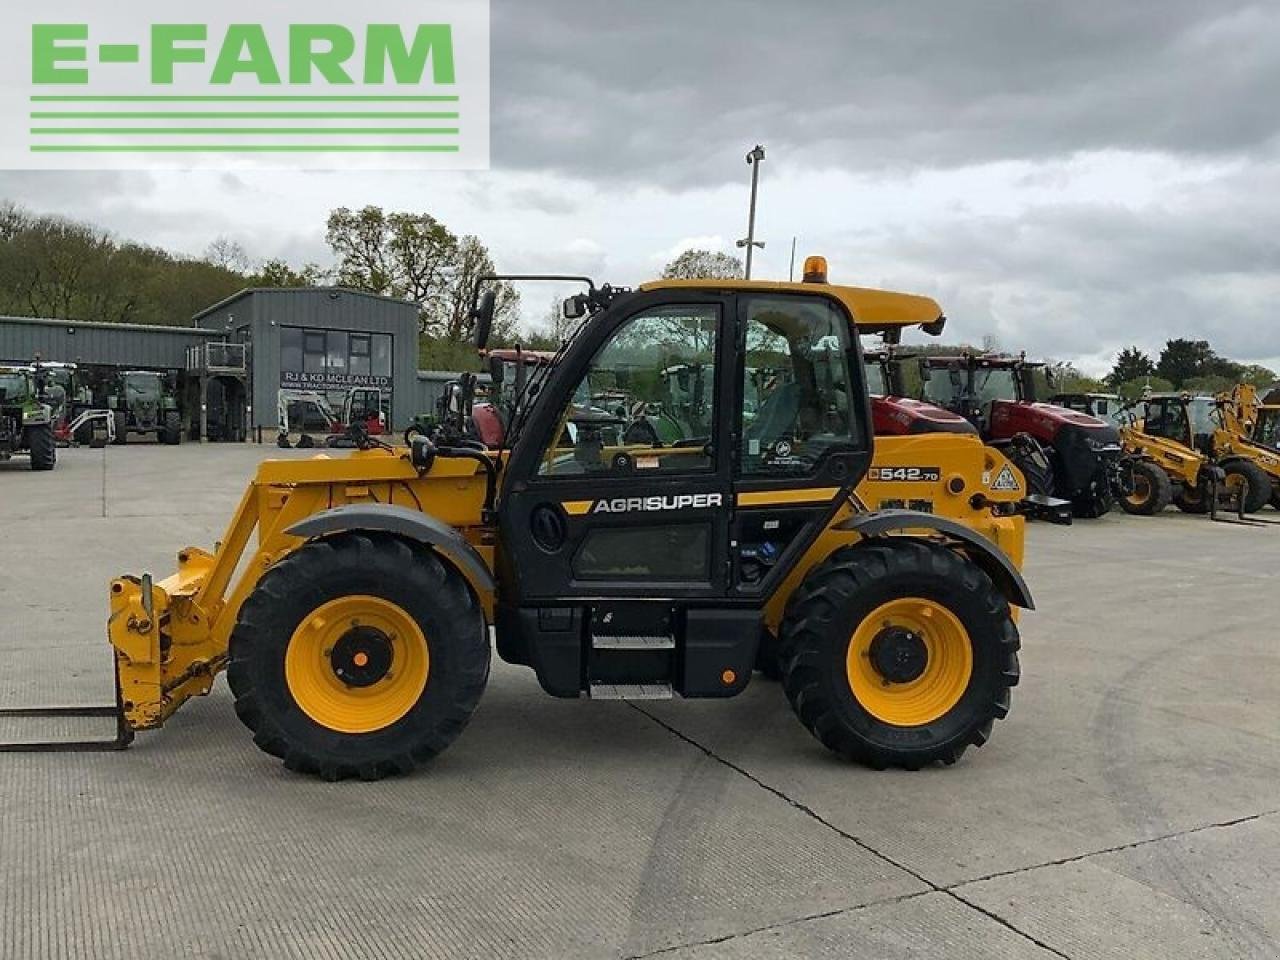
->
778;540;1019;769
228;533;490;780
26;424;55;471
1223;460;1271;514
1175;480;1209;513
162;411;181;445
112;411;128;445
1119;460;1172;515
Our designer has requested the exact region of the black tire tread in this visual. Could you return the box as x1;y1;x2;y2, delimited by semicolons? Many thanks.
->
26;423;55;471
227;533;489;781
1118;459;1172;515
778;539;1019;769
1223;459;1272;514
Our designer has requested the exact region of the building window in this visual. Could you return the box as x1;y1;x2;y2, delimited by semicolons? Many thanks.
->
303;332;326;374
280;326;396;422
372;334;392;378
326;331;348;373
280;327;302;372
350;334;371;376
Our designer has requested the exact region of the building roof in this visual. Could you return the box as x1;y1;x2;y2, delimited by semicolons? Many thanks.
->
0;315;218;337
191;286;420;323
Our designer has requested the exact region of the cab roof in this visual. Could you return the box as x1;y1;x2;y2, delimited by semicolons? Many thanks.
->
638;279;945;335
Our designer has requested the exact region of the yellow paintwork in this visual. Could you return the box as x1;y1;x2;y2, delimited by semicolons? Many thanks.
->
845;597;973;726
1120;418;1206;488
284;595;429;734
736;488;842;507
757;434;1026;633
108;448;492;731
1212;384;1280;482
640;279;944;331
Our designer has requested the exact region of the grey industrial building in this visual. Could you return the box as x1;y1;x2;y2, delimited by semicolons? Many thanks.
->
0;287;450;441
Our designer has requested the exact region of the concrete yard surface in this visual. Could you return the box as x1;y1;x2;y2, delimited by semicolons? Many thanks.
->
1;444;1277;959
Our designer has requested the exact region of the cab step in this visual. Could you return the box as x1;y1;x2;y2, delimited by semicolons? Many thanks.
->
588;683;673;700
591;634;676;651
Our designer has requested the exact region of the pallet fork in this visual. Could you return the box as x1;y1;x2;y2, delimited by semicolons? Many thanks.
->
1209;474;1280;527
0;676;134;752
0;575;146;752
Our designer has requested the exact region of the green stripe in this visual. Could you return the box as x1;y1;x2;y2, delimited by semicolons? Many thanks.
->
31;111;459;119
32;127;460;135
30;95;459;102
30;144;463;153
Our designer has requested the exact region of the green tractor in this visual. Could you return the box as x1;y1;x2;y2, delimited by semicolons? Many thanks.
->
108;371;182;445
0;364;56;470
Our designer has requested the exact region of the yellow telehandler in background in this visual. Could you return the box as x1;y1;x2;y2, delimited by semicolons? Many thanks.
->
1211;384;1280;510
1117;392;1271;518
4;259;1038;780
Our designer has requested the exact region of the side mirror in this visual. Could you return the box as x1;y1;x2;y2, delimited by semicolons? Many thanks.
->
471;288;497;350
563;295;586;320
488;354;505;385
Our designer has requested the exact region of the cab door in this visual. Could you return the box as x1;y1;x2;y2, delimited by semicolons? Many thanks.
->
498;291;735;603
729;293;873;597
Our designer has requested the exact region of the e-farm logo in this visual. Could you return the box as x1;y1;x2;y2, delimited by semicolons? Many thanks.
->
3;0;489;170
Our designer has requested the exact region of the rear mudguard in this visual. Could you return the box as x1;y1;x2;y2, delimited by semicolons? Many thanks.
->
835;508;1034;609
287;503;496;599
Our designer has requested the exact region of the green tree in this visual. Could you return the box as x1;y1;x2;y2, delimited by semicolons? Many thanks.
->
247;258;327;288
1238;363;1278;388
325;205;518;343
1106;346;1155;389
662;249;744;280
1116;376;1174;400
1154;338;1244;387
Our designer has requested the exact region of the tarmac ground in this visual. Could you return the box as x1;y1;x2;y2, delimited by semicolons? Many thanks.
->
1;443;1277;959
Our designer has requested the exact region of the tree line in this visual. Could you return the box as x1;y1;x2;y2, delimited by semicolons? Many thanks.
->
0;201;520;371
2;212;1273;392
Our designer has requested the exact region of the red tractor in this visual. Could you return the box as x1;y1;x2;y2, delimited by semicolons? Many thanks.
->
471;348;559;448
863;345;978;437
919;354;1125;517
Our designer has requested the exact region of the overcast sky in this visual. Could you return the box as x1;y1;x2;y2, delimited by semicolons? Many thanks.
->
2;0;1278;375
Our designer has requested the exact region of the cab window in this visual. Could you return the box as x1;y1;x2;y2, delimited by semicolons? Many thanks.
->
536;305;718;477
740;296;862;477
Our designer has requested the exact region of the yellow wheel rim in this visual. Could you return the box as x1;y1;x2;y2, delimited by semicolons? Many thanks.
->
285;595;429;734
846;598;973;727
1126;474;1151;507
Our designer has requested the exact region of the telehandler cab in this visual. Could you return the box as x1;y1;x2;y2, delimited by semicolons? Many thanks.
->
3;259;1034;780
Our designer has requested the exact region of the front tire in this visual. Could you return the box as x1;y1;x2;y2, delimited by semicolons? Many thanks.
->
26;424;55;471
227;533;490;780
112;411;128;445
1119;460;1172;515
162;411;181;445
779;540;1020;769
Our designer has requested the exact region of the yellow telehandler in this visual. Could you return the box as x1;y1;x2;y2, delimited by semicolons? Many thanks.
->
1117;392;1271;518
3;259;1037;779
1211;384;1280;510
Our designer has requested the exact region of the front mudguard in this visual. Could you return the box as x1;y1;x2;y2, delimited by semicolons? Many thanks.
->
835;509;1034;610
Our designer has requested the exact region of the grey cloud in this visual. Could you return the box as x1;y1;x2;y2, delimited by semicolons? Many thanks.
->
850;160;1280;366
492;0;1280;184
